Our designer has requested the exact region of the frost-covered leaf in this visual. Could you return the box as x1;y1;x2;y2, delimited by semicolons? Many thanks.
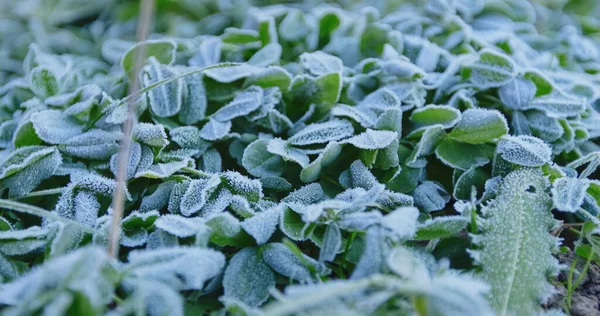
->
121;39;177;73
31;110;84;144
524;111;564;142
0;247;115;315
331;104;378;128
351;227;388;279
345;129;397;150
415;216;470;240
339;160;379;190
470;169;559;315
155;215;207;238
524;90;586;118
126;247;225;291
497;135;551;167
180;177;221;216
358;88;401;111
142;57;186;117
448;109;508;144
283;183;324;205
262;242;322;282
498;77;536;110
189;37;221;68
213;86;263;122
135;159;191;179
242;139;286;178
375;107;403;136
289;120;354;146
61;129;121;160
179;73;207;125
204;64;260;83
410;105;461;130
29;67;59;99
381;206;420;240
435;138;493;170
319;224;342;263
206;212;250;246
453;167;489;200
406;125;445;166
201;148;222;173
300;51;343;76
412;181;450;212
199;119;232;141
259;176;292;192
0;146;61;197
223;247;275;307
241;207;280;245
244;66;292;91
73;191;100;228
221;171;263;202
133;123;169;148
280;206;316;241
248;43;282;67
468;49;517;88
0;227;49;256
170;126;210;150
267;138;309;168
300;141;342;183
551;177;590;213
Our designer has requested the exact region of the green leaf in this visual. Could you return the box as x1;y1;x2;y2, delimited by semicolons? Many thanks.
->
242;139;287;178
0;146;61;198
551;177;590;213
262;242;320;281
448;109;508;144
300;141;342;183
415;216;470;240
60;129;121;160
280;206;316;241
142;57;186;117
29;67;59;99
267;138;309;168
375;107;403;137
453;167;488;200
524;90;586;118
470;169;559;315
133;123;169;148
31;110;84;145
345;129;397;150
244;66;292;91
468;49;517;88
121;39;177;73
435;138;493;170
213;86;263;122
248;44;282;67
223;247;275;307
289;119;354;146
410;105;462;130
496;135;551;167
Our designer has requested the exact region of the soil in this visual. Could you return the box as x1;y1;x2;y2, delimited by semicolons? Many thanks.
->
547;252;600;315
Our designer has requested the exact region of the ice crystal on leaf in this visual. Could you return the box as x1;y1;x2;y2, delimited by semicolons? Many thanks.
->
470;169;560;315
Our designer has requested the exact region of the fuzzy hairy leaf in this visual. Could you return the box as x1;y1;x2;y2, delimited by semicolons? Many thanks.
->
223;247;275;307
470;169;559;315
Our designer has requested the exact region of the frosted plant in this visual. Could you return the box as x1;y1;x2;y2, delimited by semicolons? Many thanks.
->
0;0;597;314
469;169;561;315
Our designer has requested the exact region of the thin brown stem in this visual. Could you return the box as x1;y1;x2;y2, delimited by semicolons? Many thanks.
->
107;0;156;258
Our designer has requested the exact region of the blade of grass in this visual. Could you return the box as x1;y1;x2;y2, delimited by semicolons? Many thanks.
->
0;198;96;234
108;0;156;258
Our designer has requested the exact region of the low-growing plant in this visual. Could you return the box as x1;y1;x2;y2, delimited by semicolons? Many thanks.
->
0;0;599;315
